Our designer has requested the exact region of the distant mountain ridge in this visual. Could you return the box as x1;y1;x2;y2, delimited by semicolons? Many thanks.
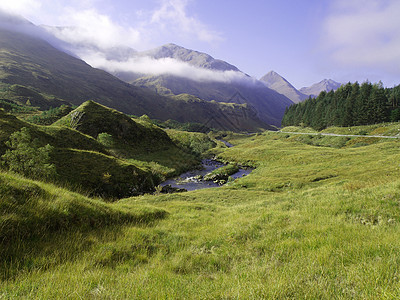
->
35;24;294;127
260;71;342;102
260;71;307;103
300;79;342;98
101;44;293;126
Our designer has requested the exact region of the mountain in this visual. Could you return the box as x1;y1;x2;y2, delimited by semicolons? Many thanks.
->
260;71;307;103
110;44;293;126
133;74;291;127
0;18;268;131
140;43;240;71
300;79;342;98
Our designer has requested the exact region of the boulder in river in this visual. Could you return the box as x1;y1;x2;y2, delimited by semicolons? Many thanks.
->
161;184;187;194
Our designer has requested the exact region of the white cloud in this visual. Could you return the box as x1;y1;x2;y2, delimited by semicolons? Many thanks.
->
323;0;400;72
0;0;41;17
82;51;249;83
0;0;222;49
47;9;141;49
151;0;223;44
0;0;233;85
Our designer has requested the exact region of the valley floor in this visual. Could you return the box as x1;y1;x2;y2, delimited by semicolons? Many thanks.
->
2;130;400;298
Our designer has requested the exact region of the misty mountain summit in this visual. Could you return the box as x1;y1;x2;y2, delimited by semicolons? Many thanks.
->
140;43;241;72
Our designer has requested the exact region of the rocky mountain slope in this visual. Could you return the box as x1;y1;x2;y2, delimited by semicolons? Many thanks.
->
260;71;307;103
300;79;342;98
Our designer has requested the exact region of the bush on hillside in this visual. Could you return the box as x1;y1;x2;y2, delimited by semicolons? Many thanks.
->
97;132;114;147
1;127;56;180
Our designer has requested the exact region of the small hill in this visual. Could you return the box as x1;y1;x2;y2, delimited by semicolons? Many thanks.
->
260;71;308;103
300;79;342;98
54;100;174;153
0;108;158;198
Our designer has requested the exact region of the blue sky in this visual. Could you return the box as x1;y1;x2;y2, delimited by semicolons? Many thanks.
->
1;0;400;88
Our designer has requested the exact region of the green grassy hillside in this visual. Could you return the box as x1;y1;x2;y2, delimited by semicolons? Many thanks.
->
0;102;210;198
54;101;173;153
0;171;167;280
54;101;203;178
2;125;400;298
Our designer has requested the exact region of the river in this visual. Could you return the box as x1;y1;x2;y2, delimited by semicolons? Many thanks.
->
160;159;252;191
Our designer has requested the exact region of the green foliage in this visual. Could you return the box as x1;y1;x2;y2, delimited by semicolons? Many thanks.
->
1;127;56;180
0;99;37;114
153;118;211;133
282;81;399;130
97;132;114;147
203;163;239;182
166;129;216;157
26;105;73;125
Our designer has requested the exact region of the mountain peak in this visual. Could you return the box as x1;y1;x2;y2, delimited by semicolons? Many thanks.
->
260;71;307;103
300;79;341;97
141;43;240;72
261;71;292;86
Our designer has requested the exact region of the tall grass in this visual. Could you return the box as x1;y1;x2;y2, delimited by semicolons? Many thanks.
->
2;130;400;298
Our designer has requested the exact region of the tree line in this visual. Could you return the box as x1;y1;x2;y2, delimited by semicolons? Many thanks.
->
281;82;400;130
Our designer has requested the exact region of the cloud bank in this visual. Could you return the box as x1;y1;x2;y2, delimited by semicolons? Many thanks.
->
82;51;250;84
0;0;222;50
0;0;233;84
323;0;400;73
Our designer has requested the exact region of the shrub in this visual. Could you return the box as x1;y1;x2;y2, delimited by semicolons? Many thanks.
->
97;132;114;147
1;127;56;180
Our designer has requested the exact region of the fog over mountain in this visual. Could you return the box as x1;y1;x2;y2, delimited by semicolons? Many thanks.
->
42;26;251;85
36;27;294;126
107;43;294;126
41;23;340;105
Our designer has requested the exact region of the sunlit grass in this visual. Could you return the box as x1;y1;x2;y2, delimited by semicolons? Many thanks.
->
2;130;400;298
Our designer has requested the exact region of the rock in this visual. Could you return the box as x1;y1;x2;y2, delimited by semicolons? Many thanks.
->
194;175;203;181
161;184;187;194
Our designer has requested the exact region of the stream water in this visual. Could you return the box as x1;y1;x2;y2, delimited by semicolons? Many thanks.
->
161;140;252;191
160;159;252;192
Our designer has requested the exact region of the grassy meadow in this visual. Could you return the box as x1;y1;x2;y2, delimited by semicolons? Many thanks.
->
1;126;400;298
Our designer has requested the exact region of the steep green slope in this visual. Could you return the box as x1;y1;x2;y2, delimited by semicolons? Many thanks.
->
0;28;165;114
54;101;174;153
1;101;215;197
0;108;156;197
53;101;202;176
0;170;166;280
